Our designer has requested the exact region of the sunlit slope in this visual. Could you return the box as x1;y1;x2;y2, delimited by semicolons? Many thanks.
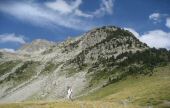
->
80;64;170;107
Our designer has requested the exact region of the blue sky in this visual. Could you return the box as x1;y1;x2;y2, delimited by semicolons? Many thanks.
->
0;0;170;52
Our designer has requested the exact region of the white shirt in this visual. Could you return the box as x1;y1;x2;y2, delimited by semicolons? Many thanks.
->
68;88;72;95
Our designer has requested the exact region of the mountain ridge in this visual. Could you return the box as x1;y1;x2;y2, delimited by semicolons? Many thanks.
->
0;26;169;106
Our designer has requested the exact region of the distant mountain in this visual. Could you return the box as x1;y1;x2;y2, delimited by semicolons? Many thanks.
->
17;39;55;54
0;26;170;103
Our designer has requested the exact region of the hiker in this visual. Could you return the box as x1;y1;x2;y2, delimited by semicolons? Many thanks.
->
67;86;73;100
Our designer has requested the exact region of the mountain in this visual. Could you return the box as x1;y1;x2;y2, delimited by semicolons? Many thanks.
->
17;39;55;54
0;26;170;107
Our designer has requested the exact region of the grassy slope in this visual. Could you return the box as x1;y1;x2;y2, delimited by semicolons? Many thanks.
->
80;64;170;107
0;64;170;108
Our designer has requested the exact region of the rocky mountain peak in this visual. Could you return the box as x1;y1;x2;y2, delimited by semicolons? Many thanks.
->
78;26;140;50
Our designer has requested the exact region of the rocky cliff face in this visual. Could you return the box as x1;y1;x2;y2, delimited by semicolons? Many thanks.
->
0;26;149;102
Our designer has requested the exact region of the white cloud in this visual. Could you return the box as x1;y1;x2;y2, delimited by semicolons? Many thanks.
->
74;9;93;18
125;28;170;49
45;0;114;17
45;0;115;18
0;0;115;30
0;48;16;53
166;18;170;29
149;13;170;29
0;33;26;44
140;30;170;49
149;13;161;21
93;0;114;17
45;0;82;14
0;2;94;30
45;0;93;18
102;0;114;14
